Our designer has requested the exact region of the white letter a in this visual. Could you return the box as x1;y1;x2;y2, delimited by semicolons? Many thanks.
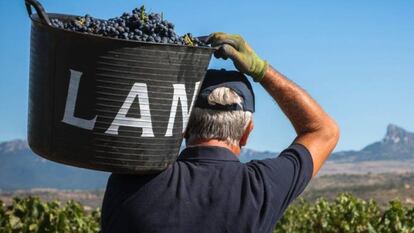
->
106;83;154;137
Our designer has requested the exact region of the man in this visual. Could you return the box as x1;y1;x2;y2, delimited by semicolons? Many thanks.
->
101;32;340;233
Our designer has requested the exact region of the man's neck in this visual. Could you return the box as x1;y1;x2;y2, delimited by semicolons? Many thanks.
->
186;138;241;156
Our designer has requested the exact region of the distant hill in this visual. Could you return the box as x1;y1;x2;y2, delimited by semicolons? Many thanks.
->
239;149;277;162
0;124;413;191
0;140;108;191
240;124;414;163
330;124;414;162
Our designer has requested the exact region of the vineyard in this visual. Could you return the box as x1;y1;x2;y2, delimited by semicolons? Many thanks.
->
0;197;99;233
275;193;414;233
1;193;413;233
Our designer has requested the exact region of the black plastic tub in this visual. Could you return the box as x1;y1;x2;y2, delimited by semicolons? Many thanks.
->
25;0;214;174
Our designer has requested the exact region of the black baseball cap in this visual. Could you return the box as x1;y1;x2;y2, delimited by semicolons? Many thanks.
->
194;69;255;113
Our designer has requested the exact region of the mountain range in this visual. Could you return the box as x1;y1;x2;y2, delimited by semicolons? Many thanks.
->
0;124;413;191
330;124;414;162
0;140;108;191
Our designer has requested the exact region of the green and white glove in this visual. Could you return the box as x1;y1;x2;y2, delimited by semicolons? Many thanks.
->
206;32;268;82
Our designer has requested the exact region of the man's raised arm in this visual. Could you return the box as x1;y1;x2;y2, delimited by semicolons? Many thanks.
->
207;32;340;176
260;67;339;176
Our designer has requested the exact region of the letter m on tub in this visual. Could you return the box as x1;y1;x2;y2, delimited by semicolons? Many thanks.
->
165;82;200;137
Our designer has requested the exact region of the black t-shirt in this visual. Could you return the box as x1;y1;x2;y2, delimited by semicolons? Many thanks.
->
101;143;313;233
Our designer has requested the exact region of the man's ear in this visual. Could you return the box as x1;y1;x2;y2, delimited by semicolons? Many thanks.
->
239;119;254;147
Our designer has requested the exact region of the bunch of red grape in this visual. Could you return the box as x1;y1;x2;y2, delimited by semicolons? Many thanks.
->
50;6;207;46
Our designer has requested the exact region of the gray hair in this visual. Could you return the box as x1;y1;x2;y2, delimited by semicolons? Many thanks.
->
185;87;252;146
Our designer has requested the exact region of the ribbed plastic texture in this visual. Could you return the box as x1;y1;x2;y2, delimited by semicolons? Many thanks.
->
27;13;213;174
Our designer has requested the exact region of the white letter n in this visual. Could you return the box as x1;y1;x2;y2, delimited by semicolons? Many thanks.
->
165;82;200;137
105;83;154;137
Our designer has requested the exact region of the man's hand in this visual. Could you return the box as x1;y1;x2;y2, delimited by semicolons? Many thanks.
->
206;32;268;82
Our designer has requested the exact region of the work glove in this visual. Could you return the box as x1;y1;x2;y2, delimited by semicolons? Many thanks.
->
206;32;268;82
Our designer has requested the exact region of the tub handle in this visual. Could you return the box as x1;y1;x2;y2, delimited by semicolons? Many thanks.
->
25;0;51;26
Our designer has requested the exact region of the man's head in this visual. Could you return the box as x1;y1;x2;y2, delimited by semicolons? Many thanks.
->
184;69;255;153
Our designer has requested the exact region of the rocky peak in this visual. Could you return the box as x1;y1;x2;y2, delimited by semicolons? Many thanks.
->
0;139;29;154
383;124;412;144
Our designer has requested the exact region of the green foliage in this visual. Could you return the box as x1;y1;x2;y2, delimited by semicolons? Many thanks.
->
377;200;414;233
1;194;413;233
274;193;414;233
0;197;100;233
139;5;148;22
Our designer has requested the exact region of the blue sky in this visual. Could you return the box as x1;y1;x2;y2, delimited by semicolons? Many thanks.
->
0;0;413;152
